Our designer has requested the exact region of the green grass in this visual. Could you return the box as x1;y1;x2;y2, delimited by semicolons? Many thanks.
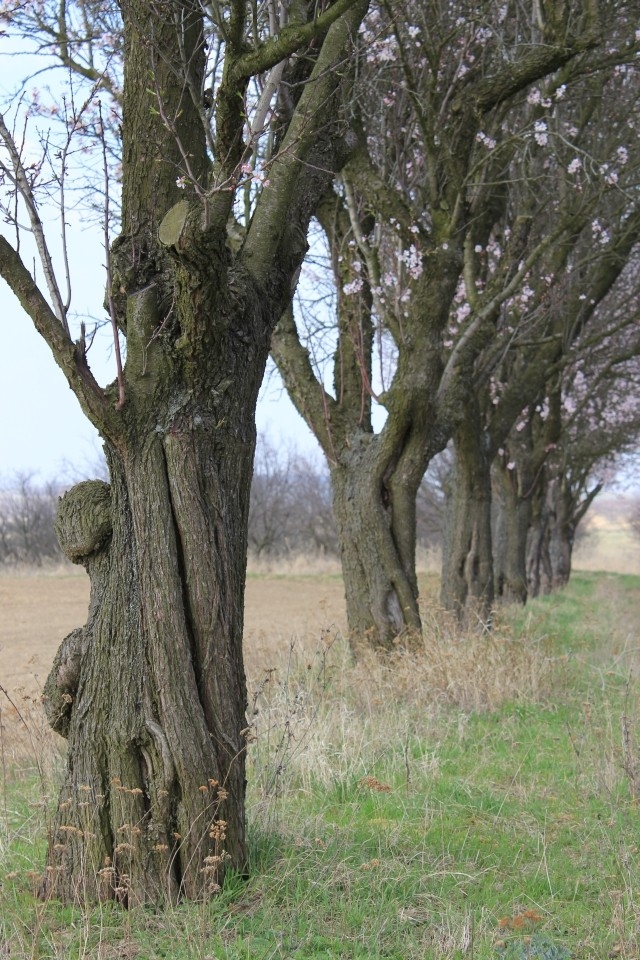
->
3;572;640;958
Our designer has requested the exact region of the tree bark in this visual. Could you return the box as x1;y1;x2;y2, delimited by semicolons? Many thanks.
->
41;284;269;902
271;212;457;653
525;484;553;598
0;0;372;904
492;460;530;605
440;409;494;621
546;479;574;589
329;438;423;651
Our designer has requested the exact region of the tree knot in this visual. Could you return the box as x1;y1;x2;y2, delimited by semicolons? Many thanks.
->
55;480;112;563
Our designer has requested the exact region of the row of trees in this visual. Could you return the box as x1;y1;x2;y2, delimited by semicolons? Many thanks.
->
272;0;640;637
1;0;639;906
0;445;446;565
0;474;61;565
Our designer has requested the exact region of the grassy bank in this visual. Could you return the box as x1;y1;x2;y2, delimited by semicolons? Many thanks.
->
2;572;640;958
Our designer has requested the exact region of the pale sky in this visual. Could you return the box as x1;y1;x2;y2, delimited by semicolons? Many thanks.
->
0;211;321;481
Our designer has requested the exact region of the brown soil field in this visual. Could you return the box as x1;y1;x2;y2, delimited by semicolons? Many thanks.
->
0;570;347;749
1;507;637;705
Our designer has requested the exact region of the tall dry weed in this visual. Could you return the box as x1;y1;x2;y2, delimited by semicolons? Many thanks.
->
245;605;553;804
0;685;65;780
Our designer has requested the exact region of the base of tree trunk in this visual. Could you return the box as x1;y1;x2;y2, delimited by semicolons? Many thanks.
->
40;443;250;905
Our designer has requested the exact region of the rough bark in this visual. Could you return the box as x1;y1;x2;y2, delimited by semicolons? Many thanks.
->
40;282;268;903
527;472;600;595
492;460;530;605
329;438;423;651
441;414;494;622
525;486;553;598
267;6;610;649
271;216;457;652
0;0;370;904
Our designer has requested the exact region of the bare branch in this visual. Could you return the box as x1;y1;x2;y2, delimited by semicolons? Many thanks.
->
0;110;69;334
234;0;363;79
0;236;113;429
99;101;125;410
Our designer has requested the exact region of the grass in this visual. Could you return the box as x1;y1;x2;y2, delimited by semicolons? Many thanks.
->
2;572;640;958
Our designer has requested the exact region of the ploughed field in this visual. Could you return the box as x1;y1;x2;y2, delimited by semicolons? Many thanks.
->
1;492;637;715
0;568;347;749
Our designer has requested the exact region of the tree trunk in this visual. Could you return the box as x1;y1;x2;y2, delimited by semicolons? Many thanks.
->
544;476;574;590
0;0;370;906
492;461;530;605
41;345;262;903
525;485;553;598
329;441;423;652
440;414;494;621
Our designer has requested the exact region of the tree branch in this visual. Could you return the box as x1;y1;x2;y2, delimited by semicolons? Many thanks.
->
472;32;601;114
271;306;340;458
241;0;368;291
0;236;115;430
234;0;362;79
0;111;69;334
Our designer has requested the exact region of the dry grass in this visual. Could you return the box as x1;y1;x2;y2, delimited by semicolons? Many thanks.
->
0;570;348;756
0;516;627;767
245;599;553;807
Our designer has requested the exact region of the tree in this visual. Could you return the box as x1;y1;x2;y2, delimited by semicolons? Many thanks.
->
0;473;63;565
486;198;640;603
0;0;369;904
438;22;640;614
522;284;640;595
248;439;338;559
271;0;627;646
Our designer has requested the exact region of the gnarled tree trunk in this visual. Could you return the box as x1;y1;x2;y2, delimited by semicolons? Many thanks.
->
440;412;494;622
525;484;553;598
492;460;530;605
41;286;269;902
545;476;575;590
0;0;371;904
329;439;423;651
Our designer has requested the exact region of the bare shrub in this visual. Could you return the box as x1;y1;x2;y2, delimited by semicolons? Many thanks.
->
248;440;337;561
249;439;449;567
416;449;451;551
0;474;65;567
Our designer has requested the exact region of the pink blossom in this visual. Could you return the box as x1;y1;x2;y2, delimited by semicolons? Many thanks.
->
398;244;423;280
476;131;496;150
343;278;364;296
533;120;548;146
455;302;471;323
